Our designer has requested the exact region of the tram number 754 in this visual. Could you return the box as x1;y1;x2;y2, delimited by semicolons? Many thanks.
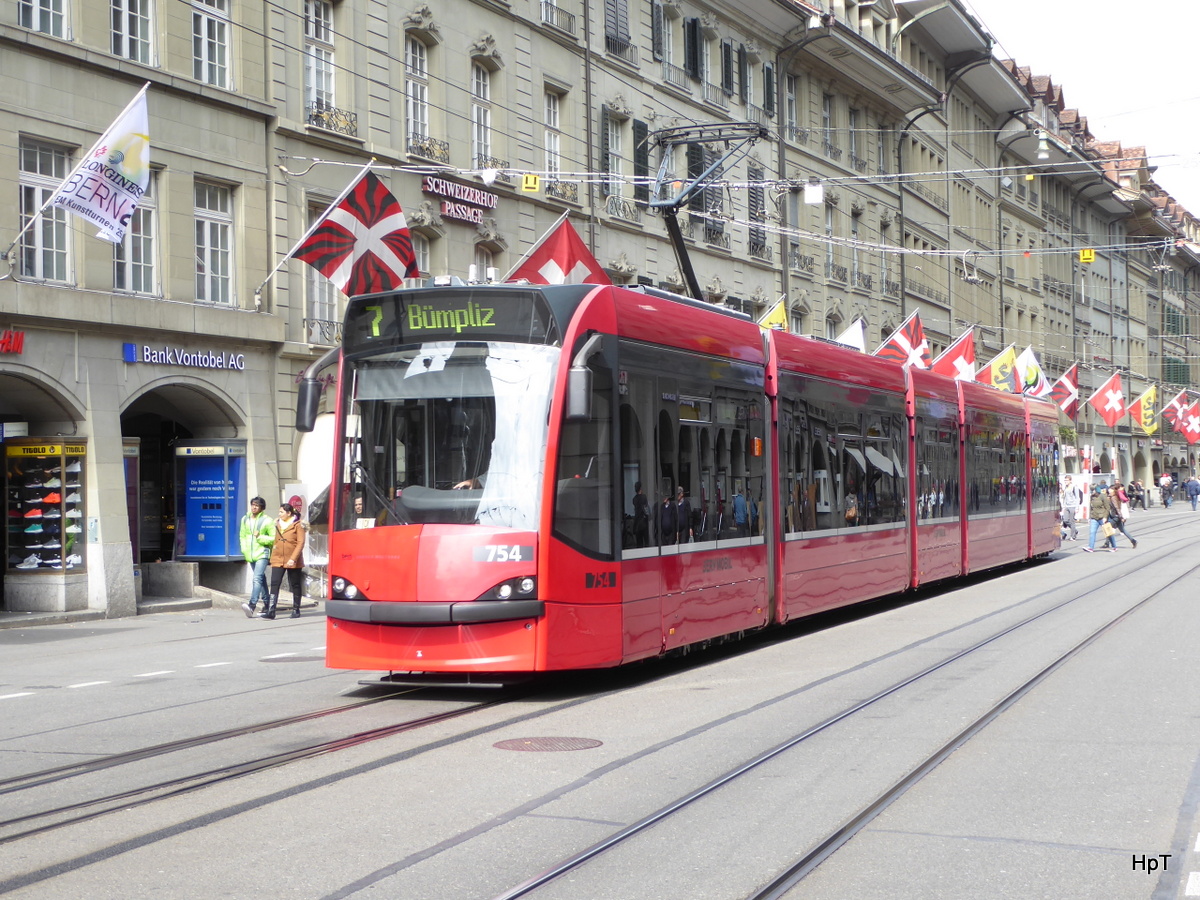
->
473;545;534;563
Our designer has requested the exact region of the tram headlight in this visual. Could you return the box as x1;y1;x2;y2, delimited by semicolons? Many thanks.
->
331;576;366;600
475;576;537;602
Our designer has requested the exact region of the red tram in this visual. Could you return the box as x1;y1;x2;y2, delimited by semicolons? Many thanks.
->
295;282;1060;676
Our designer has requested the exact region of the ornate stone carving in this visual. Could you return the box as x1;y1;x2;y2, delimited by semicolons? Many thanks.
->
407;200;444;229
404;6;441;43
608;252;638;278
469;34;504;69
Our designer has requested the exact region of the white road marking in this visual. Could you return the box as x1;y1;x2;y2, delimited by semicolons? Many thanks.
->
0;692;33;700
134;670;174;678
67;681;110;689
1185;871;1200;896
310;646;326;651
262;652;296;659
194;662;232;668
1194;832;1200;852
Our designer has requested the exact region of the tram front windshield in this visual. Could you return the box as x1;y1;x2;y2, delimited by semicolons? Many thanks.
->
337;341;558;531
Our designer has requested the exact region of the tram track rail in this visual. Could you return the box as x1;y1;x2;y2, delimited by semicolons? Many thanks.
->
0;697;502;846
486;529;1194;900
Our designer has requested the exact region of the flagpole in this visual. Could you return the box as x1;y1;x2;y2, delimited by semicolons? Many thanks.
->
0;82;151;281
501;210;569;282
252;158;375;308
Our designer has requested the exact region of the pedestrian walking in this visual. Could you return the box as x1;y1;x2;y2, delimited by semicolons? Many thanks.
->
1083;484;1115;553
238;497;274;617
1108;482;1138;549
1130;480;1147;510
1187;475;1200;511
264;502;306;619
1161;473;1174;507
1059;476;1082;541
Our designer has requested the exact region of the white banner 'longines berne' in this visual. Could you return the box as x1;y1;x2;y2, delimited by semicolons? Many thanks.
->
50;85;150;244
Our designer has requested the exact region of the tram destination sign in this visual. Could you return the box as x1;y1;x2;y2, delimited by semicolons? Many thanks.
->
343;289;558;351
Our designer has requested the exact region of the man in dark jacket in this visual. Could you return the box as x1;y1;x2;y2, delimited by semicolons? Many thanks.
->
675;486;693;544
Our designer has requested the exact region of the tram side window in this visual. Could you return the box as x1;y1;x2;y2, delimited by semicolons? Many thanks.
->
616;340;765;550
553;338;615;559
1030;425;1058;513
915;400;960;521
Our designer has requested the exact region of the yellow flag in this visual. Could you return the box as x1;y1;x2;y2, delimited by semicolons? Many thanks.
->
758;300;788;331
1131;384;1158;435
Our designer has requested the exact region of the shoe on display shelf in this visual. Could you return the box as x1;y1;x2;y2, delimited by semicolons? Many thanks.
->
42;540;61;550
65;524;82;533
43;492;61;504
43;510;61;519
65;461;81;473
23;509;42;519
41;477;61;488
65;509;82;519
64;492;81;503
23;524;43;534
15;554;41;569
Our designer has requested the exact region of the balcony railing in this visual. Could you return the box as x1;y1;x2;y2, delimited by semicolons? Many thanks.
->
605;34;638;64
905;276;947;305
884;278;901;298
305;317;342;346
703;222;730;249
854;271;873;291
822;138;842;160
475;155;511;182
605;194;642;223
545;180;579;204
408;135;450;164
662;62;690;90
306;100;358;138
850;153;868;174
785;124;810;146
826;261;848;282
540;0;576;34
906;179;948;212
748;235;772;261
702;81;727;109
789;250;816;273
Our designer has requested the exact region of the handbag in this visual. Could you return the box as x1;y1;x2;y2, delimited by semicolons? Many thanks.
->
1101;521;1117;538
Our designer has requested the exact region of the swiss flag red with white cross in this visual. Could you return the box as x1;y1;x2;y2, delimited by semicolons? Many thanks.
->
1086;371;1126;428
506;216;611;286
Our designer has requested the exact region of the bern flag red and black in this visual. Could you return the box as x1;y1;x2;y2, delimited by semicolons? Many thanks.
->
293;166;419;297
873;310;931;369
1049;364;1080;420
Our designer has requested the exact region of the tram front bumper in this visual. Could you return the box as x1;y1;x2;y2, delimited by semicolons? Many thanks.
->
326;599;544;625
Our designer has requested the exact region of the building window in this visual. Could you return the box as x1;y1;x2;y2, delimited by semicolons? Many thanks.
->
877;126;889;175
112;0;151;63
471;63;491;166
824;203;835;270
192;0;229;88
412;232;430;275
18;140;71;282
194;181;232;304
822;93;834;147
473;245;494;282
114;171;156;294
544;90;562;175
405;37;429;141
19;0;66;37
785;74;798;133
601;108;624;197
304;0;334;108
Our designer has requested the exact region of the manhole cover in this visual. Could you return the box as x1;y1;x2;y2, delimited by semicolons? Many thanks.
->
493;737;603;752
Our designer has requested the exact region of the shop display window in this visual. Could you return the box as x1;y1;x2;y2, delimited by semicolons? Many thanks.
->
5;440;86;572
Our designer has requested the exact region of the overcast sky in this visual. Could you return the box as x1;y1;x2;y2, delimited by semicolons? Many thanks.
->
960;0;1200;216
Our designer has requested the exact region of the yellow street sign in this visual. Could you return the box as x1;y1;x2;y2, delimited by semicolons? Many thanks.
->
522;174;540;192
1079;248;1095;264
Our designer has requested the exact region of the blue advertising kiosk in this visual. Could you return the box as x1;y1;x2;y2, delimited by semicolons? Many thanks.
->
174;441;246;561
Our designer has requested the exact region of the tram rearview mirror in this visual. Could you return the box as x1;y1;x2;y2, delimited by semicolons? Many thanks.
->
565;365;592;421
296;379;323;432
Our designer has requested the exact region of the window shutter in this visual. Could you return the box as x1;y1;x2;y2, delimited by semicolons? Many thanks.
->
737;45;748;103
633;119;650;203
600;106;612;197
721;41;734;93
651;2;664;61
686;142;704;212
763;64;775;116
684;18;700;79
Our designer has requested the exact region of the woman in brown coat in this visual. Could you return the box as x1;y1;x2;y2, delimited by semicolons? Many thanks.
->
264;502;306;619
